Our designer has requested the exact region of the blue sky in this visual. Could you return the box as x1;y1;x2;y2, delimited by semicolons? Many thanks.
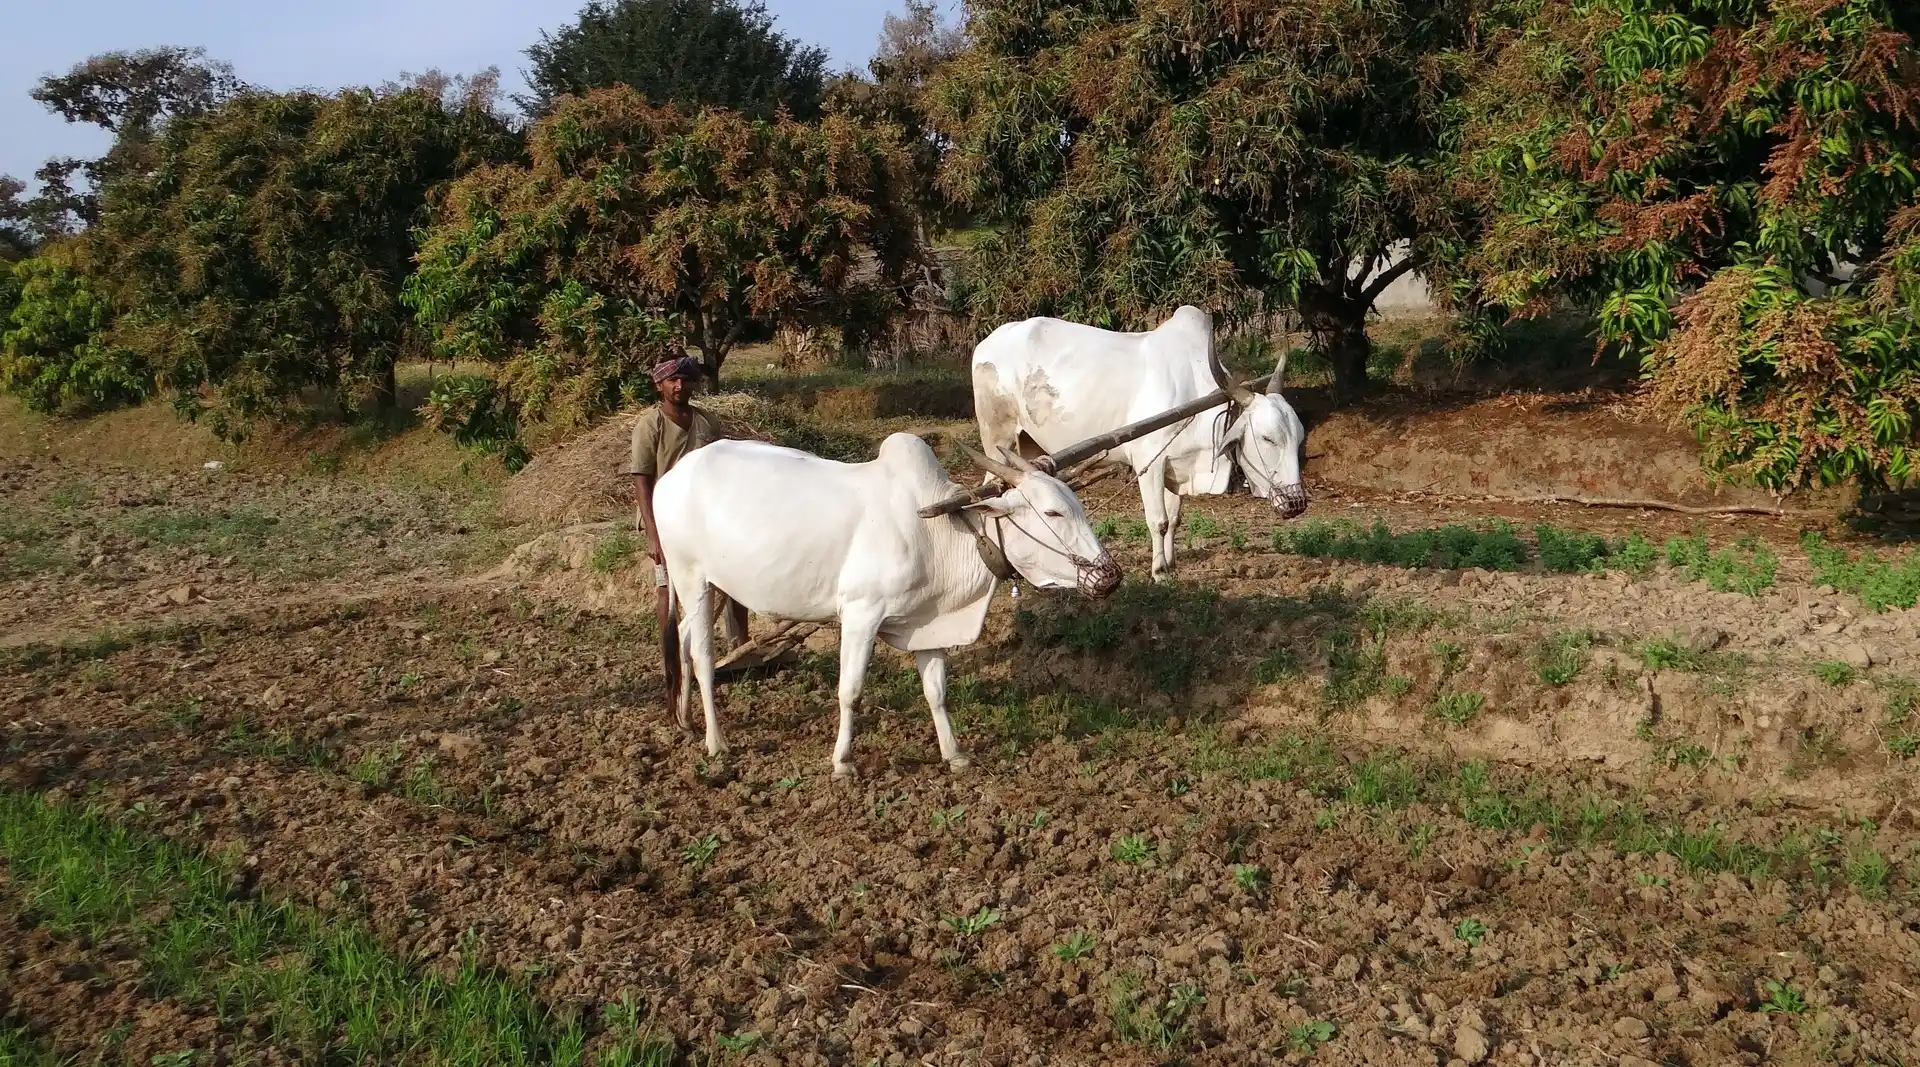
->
2;0;925;192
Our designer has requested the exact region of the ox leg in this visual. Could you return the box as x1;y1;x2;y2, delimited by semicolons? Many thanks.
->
914;649;967;770
1139;466;1173;583
679;582;725;758
1161;488;1184;578
832;608;885;779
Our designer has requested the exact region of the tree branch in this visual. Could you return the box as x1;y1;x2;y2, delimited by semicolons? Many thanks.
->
1360;254;1421;307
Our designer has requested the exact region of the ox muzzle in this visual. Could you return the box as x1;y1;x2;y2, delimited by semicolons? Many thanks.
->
1074;553;1123;599
1270;482;1311;520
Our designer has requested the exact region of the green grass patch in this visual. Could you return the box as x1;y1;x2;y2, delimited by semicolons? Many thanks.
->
1634;635;1747;678
122;506;279;555
1275;518;1530;571
1882;677;1918;758
0;790;672;1066
0;1023;71;1067
1533;524;1614;573
589;530;641;574
1431;691;1485;726
1662;529;1777;595
1197;741;1882;886
1802;532;1920;612
1810;660;1858;687
1273;517;1783;595
3;630;134;672
0;513;71;578
1093;516;1152;543
1185;514;1224;544
1532;630;1595;685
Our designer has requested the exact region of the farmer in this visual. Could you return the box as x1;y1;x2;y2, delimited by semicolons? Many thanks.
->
629;352;749;714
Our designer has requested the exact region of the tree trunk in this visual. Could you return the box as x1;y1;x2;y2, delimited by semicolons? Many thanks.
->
377;360;398;410
1299;282;1373;401
695;349;724;388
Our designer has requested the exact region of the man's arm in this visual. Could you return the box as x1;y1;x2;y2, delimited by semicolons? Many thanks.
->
633;473;663;563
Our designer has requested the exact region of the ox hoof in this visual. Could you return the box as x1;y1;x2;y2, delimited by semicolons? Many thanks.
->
832;761;858;781
946;754;971;773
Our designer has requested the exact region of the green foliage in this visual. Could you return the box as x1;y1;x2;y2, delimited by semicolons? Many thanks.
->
1608;531;1660;577
1662;530;1777;596
1;176;42;260
1760;980;1808;1015
418;374;530;470
1274;517;1782;599
520;0;829;120
1053;931;1096;962
26;47;248;236
1288;1020;1336;1054
1432;691;1485;726
1276;519;1531;571
1452;917;1489;947
1111;834;1153;866
823;0;970;233
1811;661;1858;688
1802;531;1920;612
0;790;620;1064
1533;630;1594;686
930;0;1484;393
405;88;922;435
1450;1;1920;489
88;86;517;439
0;256;149;414
1534;523;1612;573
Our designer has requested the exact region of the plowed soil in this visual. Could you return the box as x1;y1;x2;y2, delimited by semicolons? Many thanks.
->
5;444;1920;1067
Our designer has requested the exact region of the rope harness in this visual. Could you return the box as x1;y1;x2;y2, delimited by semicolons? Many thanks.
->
966;501;1122;599
1233;418;1311;514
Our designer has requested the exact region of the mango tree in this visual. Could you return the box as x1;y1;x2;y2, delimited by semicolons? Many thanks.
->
404;87;922;434
928;0;1483;396
86;86;516;438
1447;0;1920;490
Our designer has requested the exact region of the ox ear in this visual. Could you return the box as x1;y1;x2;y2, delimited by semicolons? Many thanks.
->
963;496;1016;518
1217;412;1250;454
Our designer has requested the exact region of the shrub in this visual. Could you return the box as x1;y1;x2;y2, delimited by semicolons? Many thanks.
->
0;256;148;414
1802;532;1920;613
418;374;530;470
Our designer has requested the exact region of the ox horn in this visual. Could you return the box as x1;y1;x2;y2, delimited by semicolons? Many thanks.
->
1267;349;1288;394
962;443;1025;486
1000;447;1041;474
921;389;1240;517
1207;345;1258;406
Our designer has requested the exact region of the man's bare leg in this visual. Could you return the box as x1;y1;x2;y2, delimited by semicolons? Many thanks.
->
656;584;684;724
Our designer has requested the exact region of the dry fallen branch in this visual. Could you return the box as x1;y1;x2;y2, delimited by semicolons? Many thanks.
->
1488;494;1807;517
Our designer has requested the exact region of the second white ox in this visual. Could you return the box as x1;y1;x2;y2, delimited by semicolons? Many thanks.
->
653;432;1120;777
972;305;1310;581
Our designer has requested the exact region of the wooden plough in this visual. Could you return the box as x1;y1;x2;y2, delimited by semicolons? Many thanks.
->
711;619;824;677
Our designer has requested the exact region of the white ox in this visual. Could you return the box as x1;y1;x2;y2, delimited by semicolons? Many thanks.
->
972;305;1310;581
653;433;1120;778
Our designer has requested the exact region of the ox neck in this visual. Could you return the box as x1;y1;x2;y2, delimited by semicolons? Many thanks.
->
963;510;1018;583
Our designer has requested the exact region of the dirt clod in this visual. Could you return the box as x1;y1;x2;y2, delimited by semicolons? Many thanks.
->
1454;1024;1491;1064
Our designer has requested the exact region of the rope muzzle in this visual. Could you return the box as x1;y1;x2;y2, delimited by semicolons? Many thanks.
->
972;513;1121;598
1271;482;1311;519
1074;553;1123;599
